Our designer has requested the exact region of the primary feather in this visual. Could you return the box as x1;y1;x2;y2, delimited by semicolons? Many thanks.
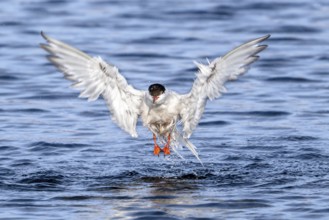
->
40;32;144;137
180;35;270;138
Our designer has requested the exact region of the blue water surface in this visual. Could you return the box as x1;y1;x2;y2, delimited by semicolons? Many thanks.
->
1;0;329;219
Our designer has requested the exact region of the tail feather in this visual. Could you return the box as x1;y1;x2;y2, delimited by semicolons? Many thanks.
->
171;130;204;166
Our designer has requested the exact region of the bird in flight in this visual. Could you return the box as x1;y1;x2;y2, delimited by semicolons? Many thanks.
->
40;32;270;164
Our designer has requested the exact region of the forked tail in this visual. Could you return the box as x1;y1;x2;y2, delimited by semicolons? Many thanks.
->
171;130;204;166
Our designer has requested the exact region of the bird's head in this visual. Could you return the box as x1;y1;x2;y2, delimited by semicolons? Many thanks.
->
148;83;166;104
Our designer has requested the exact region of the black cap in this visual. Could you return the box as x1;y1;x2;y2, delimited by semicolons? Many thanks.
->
148;83;165;96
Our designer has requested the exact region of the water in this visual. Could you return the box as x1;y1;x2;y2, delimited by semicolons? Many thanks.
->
1;0;329;219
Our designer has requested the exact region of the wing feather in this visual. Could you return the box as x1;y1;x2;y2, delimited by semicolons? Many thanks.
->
40;32;143;137
180;35;270;138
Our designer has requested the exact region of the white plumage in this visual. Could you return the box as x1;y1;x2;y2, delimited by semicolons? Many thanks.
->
40;32;270;164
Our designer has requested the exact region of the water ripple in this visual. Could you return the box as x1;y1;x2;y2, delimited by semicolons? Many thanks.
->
266;77;320;83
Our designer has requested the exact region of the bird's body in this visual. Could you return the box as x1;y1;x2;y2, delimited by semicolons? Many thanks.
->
40;32;270;164
141;90;180;136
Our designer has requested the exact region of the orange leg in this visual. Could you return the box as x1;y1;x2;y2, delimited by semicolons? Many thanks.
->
163;134;171;156
153;134;161;156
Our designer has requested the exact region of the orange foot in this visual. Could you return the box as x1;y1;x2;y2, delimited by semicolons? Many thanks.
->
163;144;170;156
153;144;162;156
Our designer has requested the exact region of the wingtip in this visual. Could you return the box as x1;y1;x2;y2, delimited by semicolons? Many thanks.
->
251;34;270;48
130;132;138;138
264;34;271;40
260;34;271;42
40;31;49;41
39;42;48;50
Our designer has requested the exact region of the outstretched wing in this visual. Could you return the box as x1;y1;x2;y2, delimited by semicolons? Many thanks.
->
180;34;270;138
40;32;144;137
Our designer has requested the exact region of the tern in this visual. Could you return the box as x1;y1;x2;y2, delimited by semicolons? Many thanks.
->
40;32;270;164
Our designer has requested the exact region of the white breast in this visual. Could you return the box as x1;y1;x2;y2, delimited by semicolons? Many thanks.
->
140;91;181;136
